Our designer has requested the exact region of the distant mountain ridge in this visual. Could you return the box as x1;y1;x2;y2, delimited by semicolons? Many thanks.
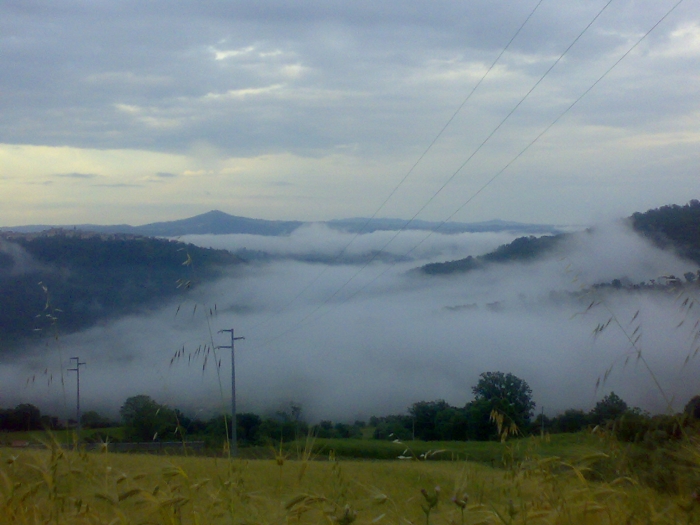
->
1;210;562;237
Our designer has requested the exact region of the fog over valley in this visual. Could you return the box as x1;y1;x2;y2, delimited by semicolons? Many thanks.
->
178;223;526;264
2;220;698;423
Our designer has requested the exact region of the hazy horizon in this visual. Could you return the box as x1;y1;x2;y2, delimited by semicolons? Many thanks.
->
0;209;573;231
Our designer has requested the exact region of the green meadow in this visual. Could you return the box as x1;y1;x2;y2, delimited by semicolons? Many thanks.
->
1;431;699;524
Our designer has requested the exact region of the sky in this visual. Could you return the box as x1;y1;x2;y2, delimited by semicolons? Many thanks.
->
3;223;699;422
1;0;699;227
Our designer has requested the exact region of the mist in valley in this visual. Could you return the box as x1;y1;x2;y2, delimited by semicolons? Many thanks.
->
2;221;699;423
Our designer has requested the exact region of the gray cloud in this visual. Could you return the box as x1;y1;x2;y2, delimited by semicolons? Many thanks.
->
1;1;697;158
0;4;699;242
92;183;143;188
54;172;98;179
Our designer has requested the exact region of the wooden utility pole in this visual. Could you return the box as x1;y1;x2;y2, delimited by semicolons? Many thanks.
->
540;406;545;437
68;357;86;441
217;329;244;456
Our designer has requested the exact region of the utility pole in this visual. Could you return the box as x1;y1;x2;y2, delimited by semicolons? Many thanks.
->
540;406;545;438
68;357;86;441
217;329;244;456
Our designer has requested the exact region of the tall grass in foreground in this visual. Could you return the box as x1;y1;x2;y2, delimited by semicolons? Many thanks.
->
1;433;699;524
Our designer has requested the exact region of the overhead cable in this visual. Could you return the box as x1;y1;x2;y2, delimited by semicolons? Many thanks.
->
253;0;685;350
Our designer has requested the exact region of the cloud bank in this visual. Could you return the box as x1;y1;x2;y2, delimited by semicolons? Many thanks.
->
2;222;698;423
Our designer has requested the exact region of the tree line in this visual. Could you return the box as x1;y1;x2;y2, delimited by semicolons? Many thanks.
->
632;199;700;264
4;371;699;447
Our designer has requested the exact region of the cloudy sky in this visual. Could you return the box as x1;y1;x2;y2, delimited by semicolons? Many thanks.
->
1;0;699;227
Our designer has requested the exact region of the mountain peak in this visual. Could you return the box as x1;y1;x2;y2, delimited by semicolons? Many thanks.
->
200;210;231;218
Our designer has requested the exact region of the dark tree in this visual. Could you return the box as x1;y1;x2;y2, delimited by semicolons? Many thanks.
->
40;415;63;430
471;371;536;431
591;391;628;424
631;200;700;264
0;404;42;431
237;413;262;444
258;417;308;443
371;414;413;441
409;400;452;441
553;409;591;433
684;395;700;419
334;422;355;438
315;420;334;438
119;395;176;442
80;410;115;429
14;404;42;431
204;415;230;439
463;399;497;440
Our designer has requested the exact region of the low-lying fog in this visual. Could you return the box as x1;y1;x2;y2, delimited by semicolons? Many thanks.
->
3;222;699;422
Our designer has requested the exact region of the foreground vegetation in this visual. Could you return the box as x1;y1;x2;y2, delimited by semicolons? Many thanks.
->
1;430;699;525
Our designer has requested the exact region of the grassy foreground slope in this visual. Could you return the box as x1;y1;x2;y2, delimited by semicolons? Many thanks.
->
2;433;698;525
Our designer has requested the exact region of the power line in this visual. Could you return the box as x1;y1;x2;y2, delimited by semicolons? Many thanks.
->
251;0;615;346
318;0;688;318
364;0;616;245
252;0;686;351
246;0;546;333
357;0;548;226
406;0;687;251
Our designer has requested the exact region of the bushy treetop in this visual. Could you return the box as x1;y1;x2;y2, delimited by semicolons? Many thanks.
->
591;391;628;424
471;371;536;427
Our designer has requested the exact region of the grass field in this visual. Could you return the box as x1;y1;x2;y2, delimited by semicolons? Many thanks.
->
0;427;676;466
1;432;699;524
0;428;125;446
310;432;605;463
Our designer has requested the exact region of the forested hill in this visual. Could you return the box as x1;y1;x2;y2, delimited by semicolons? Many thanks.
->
631;200;700;264
419;200;700;275
420;233;566;275
0;230;242;350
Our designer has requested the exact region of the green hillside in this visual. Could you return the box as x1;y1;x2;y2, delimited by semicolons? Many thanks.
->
419;200;700;275
420;233;566;275
0;230;242;350
631;200;700;264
